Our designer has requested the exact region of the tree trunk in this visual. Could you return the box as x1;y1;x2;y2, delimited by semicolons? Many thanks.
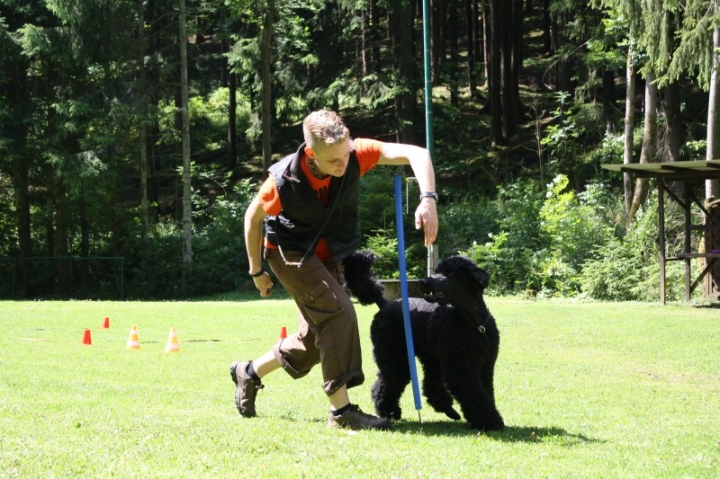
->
228;70;237;167
707;16;720;199
431;0;443;86
138;0;149;275
628;71;658;227
554;12;573;93
623;40;636;217
395;1;416;144
479;0;488;87
449;0;460;106
488;0;504;145
542;0;551;53
12;145;33;297
511;0;523;124
601;69;617;117
179;0;192;280
465;0;477;94
371;0;381;75
360;9;368;77
664;81;684;163
501;0;515;138
54;175;70;297
261;0;275;172
45;168;55;258
79;195;89;288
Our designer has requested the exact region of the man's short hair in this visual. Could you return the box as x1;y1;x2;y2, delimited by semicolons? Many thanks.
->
302;110;349;148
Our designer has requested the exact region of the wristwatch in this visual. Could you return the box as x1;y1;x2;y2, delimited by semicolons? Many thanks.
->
419;192;439;202
249;270;265;278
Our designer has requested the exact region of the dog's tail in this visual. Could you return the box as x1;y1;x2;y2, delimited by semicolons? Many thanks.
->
342;250;388;309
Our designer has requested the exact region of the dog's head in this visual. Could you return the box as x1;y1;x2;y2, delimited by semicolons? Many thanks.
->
419;256;490;306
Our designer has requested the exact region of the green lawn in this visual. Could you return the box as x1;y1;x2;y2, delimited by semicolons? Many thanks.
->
1;298;718;478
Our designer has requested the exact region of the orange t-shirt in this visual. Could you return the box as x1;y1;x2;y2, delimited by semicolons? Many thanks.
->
259;138;384;261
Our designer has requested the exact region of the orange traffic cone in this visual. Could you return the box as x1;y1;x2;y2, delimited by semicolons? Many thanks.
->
279;326;287;339
126;325;140;350
82;329;92;345
102;317;110;329
165;327;180;353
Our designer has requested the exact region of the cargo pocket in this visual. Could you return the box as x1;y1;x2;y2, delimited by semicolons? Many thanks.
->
300;279;345;326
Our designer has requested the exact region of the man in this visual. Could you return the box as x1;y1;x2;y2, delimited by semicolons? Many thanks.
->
231;109;438;430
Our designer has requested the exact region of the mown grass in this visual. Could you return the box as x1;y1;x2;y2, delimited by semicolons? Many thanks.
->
1;297;718;478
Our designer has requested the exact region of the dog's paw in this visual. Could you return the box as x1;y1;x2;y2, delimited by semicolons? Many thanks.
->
444;407;461;421
376;407;402;421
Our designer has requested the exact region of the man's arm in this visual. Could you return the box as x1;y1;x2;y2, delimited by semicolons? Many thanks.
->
244;197;273;297
377;143;438;246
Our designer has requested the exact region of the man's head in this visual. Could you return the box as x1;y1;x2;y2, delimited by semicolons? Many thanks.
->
302;109;349;147
303;110;351;177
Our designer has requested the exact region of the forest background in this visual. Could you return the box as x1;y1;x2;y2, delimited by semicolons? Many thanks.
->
1;0;719;302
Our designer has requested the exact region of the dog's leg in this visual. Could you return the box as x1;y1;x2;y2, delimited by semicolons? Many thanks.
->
442;360;505;432
418;356;461;421
370;315;410;420
371;368;408;420
481;355;499;408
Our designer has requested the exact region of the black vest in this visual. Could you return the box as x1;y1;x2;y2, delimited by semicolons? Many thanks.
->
265;142;361;261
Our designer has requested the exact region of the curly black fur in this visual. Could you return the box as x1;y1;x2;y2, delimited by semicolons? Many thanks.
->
341;250;388;309
343;250;504;431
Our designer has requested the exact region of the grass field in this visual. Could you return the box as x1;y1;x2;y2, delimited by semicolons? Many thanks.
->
1;297;718;478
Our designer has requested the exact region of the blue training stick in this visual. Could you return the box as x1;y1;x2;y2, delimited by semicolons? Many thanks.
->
394;175;423;413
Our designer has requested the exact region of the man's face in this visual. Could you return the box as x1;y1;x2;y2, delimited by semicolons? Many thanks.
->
306;137;351;177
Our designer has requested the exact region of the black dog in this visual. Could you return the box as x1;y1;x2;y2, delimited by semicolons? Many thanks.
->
343;251;504;431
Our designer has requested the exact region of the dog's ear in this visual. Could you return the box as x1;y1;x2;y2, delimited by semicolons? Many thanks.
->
473;268;490;290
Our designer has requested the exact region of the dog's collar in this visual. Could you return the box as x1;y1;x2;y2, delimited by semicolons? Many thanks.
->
463;309;490;334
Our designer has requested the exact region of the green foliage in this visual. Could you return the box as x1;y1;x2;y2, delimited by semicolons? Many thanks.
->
460;232;532;294
189;88;252;152
538;175;614;288
580;196;689;302
458;179;544;293
358;171;397;236
364;231;399;278
437;197;500;256
456;176;621;297
1;0;716;303
541;94;610;179
0;174;14;257
124;178;257;299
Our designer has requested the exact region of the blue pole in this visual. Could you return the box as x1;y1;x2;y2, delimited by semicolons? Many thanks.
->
394;175;422;411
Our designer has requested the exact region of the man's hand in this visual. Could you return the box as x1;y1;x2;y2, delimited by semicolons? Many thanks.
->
252;272;273;297
415;197;438;247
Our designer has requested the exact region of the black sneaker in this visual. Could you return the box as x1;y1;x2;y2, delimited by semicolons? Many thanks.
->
327;404;391;431
230;361;264;417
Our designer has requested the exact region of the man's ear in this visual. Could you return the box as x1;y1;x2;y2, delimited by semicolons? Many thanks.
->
304;146;314;158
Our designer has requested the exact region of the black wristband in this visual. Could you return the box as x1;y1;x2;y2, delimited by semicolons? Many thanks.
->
419;192;438;202
249;270;265;278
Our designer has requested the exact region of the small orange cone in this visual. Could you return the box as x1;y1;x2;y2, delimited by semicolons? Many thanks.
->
165;327;180;353
102;317;110;329
82;329;92;345
126;325;140;350
279;326;287;339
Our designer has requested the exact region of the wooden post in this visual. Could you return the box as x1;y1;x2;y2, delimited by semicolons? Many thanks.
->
659;179;666;304
684;181;691;300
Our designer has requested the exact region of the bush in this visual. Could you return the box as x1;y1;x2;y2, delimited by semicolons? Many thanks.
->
121;178;257;299
580;196;687;302
531;174;615;295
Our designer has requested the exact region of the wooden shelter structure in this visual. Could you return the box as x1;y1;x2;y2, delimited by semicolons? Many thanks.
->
602;160;720;304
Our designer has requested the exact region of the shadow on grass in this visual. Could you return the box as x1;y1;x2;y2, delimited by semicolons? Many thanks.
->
692;302;720;309
391;420;602;445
